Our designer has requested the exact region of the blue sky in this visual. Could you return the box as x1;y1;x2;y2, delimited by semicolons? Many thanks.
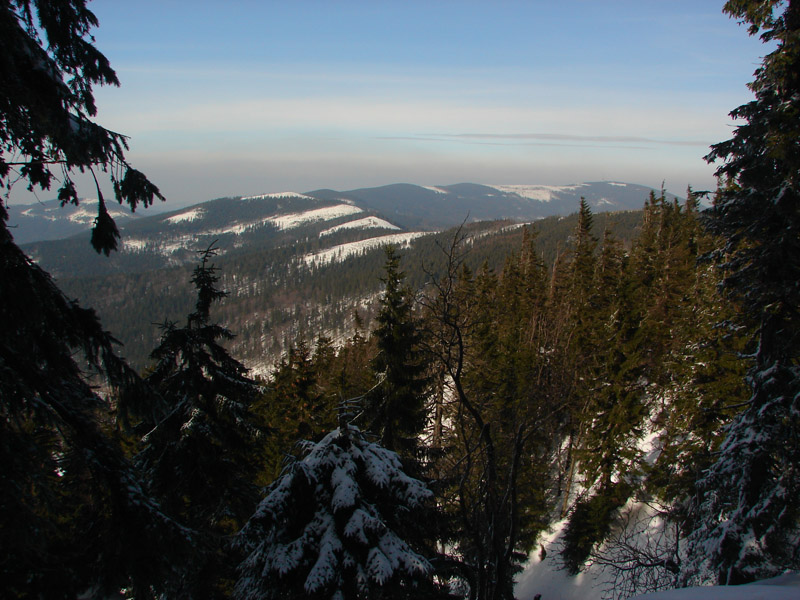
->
12;1;771;207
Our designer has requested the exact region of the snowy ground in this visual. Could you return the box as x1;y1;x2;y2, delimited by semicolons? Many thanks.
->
319;216;399;236
515;518;611;600
302;232;430;266
631;573;800;600
514;519;799;600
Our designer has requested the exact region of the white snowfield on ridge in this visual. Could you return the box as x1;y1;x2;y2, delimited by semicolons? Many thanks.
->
631;573;800;600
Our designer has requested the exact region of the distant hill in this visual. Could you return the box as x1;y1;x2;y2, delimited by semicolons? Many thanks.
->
11;181;680;246
309;181;679;230
6;197;142;245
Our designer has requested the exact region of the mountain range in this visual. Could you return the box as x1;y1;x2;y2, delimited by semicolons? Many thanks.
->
11;181;673;372
8;181;679;247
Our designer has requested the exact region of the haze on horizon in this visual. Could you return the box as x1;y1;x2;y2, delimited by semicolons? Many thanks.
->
6;1;769;209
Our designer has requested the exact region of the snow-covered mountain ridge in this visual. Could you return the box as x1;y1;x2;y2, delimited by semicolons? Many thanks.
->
9;180;681;246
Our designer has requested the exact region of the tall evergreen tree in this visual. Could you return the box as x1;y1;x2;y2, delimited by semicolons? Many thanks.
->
555;199;602;512
137;244;264;597
0;228;189;598
683;0;800;585
646;191;751;514
364;246;429;468
422;232;534;600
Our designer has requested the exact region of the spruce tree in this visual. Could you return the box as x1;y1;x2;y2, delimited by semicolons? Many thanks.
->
364;246;429;468
0;229;190;598
259;340;338;483
137;244;264;596
235;416;439;600
683;0;800;585
646;191;750;513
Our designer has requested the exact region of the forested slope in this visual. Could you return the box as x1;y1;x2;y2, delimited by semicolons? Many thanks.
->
56;210;644;371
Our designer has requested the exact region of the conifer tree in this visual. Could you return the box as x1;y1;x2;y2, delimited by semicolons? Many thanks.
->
422;231;534;600
259;340;339;482
556;199;602;513
646;191;750;512
0;229;190;598
560;213;640;574
137;244;264;596
683;0;800;585
235;415;439;600
364;246;429;468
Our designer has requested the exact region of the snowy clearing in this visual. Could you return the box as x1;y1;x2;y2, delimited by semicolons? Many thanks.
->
303;232;430;267
199;205;362;237
164;207;204;224
490;184;587;202
66;207;98;224
122;238;148;251
422;186;450;194
268;204;363;230
206;221;261;236
319;216;399;237
20;206;65;221
467;222;528;243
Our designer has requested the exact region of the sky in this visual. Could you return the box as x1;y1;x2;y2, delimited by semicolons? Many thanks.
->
10;1;772;208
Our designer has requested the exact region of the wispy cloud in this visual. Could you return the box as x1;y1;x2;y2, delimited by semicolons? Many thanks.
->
376;132;708;151
433;132;709;147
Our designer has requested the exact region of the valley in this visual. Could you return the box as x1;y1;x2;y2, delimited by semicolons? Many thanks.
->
16;182;656;373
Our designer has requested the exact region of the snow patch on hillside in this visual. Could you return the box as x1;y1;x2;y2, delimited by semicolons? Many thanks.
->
123;238;148;251
608;182;628;187
66;207;99;224
304;232;430;267
164;207;204;224
207;221;260;236
467;222;529;243
19;198;131;224
268;204;363;230
19;206;61;220
491;184;587;202
423;186;450;194
198;205;362;237
320;216;400;237
122;234;204;255
241;192;315;200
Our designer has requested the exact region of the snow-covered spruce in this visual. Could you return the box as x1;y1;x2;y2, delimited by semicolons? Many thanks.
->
235;424;434;600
